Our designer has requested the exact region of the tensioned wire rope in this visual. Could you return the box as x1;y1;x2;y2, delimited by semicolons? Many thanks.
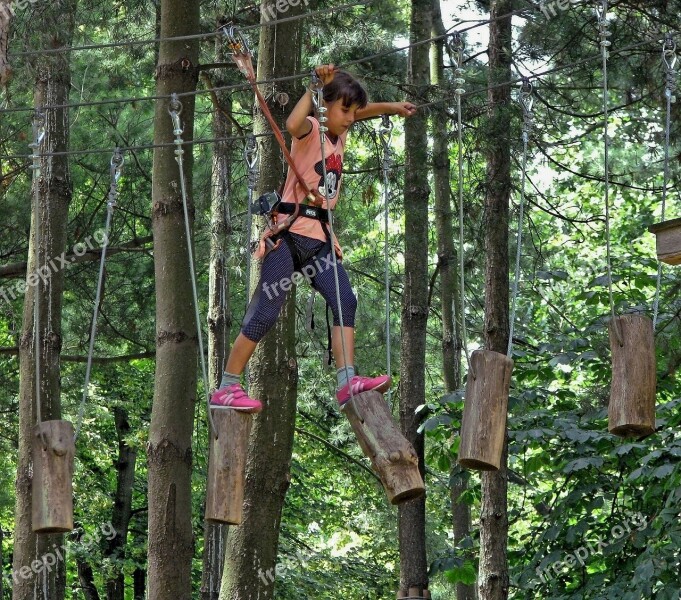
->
73;149;124;442
652;35;677;330
597;0;623;346
10;2;534;60
2;26;678;162
0;3;543;117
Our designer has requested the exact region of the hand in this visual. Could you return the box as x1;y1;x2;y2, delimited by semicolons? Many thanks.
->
393;102;418;117
313;64;337;86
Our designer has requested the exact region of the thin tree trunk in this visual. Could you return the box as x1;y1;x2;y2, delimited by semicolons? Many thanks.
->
0;0;11;88
147;0;200;597
13;2;76;598
220;5;302;598
133;569;145;600
77;561;101;600
200;22;233;600
105;408;137;600
398;0;431;592
479;1;512;599
430;3;473;599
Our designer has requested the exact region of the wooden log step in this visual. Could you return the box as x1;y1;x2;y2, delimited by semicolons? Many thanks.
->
32;420;75;533
342;391;424;505
649;218;681;265
458;349;513;471
608;315;656;437
205;409;253;524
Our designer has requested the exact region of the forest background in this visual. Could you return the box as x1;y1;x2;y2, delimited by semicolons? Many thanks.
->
0;0;679;598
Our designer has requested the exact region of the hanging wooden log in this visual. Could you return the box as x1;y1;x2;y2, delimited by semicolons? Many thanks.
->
204;409;253;524
32;420;75;533
649;218;681;265
608;314;656;437
458;349;513;471
342;391;424;505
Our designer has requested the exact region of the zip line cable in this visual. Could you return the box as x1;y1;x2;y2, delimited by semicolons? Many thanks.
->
30;110;47;450
452;33;474;379
378;115;393;406
2;25;678;163
169;95;217;437
311;73;354;402
597;0;623;346
652;34;677;330
507;78;533;359
74;149;124;442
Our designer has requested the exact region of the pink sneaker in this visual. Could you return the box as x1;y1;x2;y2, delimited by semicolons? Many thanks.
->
210;383;262;413
336;375;391;406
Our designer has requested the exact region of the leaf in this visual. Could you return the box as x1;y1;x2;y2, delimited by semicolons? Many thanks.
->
444;562;477;585
563;457;604;473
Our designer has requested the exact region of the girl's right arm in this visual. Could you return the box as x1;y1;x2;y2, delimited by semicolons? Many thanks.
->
286;64;336;138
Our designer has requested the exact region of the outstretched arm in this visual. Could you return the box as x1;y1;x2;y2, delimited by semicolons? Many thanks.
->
355;101;418;121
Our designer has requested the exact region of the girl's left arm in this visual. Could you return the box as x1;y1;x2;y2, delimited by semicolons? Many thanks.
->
355;101;417;121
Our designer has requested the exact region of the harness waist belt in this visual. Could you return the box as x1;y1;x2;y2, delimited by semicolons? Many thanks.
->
277;202;329;223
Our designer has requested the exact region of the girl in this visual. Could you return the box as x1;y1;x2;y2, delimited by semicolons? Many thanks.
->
210;65;417;413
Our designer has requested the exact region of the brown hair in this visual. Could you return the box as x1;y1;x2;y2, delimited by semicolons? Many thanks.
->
322;70;368;108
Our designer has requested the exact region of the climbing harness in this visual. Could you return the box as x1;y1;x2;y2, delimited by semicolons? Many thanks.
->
508;79;533;359
224;25;328;256
379;115;393;403
74;148;124;442
652;34;677;329
452;32;475;379
310;72;354;400
168;95;217;436
597;0;623;345
30;109;47;449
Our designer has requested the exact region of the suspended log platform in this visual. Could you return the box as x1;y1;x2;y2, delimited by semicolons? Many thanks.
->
458;349;514;471
342;391;425;505
32;420;75;534
205;409;253;525
649;218;681;265
608;314;656;437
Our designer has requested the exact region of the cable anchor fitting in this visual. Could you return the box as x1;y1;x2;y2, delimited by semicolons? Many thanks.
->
168;93;185;159
244;135;259;189
310;71;328;134
29;109;46;171
663;35;677;103
108;148;125;208
520;78;534;143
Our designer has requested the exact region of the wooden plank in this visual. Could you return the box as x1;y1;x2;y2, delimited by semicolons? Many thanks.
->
649;220;681;265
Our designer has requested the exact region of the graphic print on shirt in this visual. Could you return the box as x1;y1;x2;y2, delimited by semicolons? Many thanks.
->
314;153;343;200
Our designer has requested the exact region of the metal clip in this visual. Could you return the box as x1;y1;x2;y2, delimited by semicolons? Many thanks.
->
29;109;46;160
223;24;250;55
244;135;259;189
663;34;677;71
108;148;124;208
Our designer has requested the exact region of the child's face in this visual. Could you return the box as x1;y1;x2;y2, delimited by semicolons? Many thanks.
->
324;100;359;137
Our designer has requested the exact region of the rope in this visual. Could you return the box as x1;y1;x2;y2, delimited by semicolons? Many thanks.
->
168;95;217;438
597;0;622;345
30;110;47;449
244;134;259;309
452;33;474;378
507;79;533;359
311;74;353;402
653;34;677;329
12;0;374;59
74;149;124;442
379;115;393;405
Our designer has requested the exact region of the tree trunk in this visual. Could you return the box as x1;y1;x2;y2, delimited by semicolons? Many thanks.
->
200;21;234;600
479;1;512;598
105;408;137;600
13;1;76;597
220;5;302;598
147;0;200;597
77;560;101;600
430;3;472;598
398;0;431;592
0;0;11;88
133;569;145;600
